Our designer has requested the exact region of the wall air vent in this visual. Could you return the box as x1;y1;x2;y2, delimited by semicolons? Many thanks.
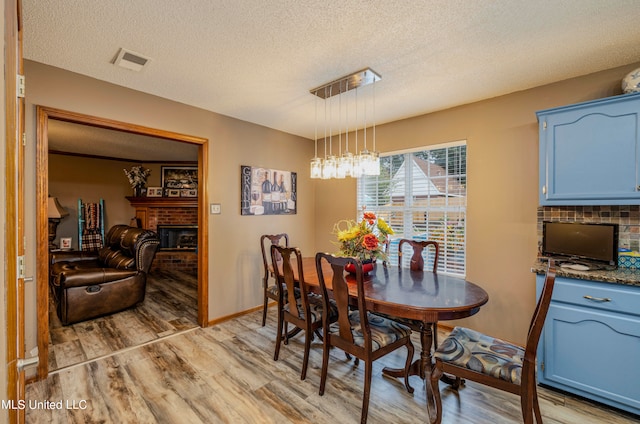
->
113;48;151;72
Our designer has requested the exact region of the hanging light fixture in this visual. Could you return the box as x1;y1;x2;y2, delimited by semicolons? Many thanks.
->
310;89;322;179
309;68;381;179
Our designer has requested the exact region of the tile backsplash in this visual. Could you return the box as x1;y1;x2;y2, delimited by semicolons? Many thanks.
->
537;205;640;253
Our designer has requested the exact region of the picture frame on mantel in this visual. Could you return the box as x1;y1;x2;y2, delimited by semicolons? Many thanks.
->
161;166;198;190
146;187;163;197
240;165;297;216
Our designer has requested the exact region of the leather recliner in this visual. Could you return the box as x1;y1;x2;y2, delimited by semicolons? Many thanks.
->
50;225;160;325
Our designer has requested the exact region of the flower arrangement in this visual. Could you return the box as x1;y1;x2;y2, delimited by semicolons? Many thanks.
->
123;165;151;189
333;211;394;262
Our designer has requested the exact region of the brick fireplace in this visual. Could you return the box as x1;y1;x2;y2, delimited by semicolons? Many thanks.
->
127;197;198;274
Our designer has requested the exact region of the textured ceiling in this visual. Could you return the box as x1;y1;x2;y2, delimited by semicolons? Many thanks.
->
23;0;640;150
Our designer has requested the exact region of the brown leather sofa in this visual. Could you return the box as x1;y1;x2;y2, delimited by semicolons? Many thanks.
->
50;225;160;325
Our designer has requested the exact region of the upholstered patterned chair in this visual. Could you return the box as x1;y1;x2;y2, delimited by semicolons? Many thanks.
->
429;260;557;424
271;245;338;380
315;253;415;424
260;233;289;326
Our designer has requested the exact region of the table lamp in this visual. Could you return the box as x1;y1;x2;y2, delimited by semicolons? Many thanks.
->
48;197;69;249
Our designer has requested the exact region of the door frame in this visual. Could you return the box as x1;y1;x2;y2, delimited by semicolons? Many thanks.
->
5;0;25;421
35;106;209;379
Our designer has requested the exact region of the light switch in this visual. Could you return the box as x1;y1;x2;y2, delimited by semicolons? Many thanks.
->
210;203;221;214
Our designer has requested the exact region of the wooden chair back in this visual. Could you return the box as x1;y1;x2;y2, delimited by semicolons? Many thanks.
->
260;233;289;280
398;239;439;272
522;260;556;385
315;253;369;348
259;233;289;326
271;245;309;318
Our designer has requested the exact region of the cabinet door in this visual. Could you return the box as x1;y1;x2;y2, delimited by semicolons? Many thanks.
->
538;94;640;205
540;303;640;415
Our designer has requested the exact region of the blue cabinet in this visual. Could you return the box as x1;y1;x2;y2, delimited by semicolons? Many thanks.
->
537;93;640;205
536;275;640;415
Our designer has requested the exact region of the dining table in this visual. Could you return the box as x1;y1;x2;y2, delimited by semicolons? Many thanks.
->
298;256;489;416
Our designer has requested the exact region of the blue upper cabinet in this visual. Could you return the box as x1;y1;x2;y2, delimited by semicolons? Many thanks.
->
537;93;640;205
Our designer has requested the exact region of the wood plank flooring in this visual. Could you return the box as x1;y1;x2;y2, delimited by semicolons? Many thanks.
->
28;307;640;423
47;269;198;372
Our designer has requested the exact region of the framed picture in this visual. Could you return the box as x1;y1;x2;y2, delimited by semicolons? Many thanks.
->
161;166;198;190
181;189;197;197
60;237;72;250
167;189;181;197
240;165;297;216
146;187;163;197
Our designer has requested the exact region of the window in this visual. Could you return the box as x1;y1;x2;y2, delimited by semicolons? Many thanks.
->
357;141;467;275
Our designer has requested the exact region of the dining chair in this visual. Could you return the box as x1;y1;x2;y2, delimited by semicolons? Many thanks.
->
271;245;338;380
315;253;415;424
260;233;289;326
379;239;441;349
398;239;441;345
429;259;557;424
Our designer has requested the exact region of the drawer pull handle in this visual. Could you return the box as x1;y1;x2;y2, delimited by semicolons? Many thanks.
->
583;295;611;302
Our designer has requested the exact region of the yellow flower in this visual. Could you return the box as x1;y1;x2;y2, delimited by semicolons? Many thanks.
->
377;217;394;236
337;226;360;242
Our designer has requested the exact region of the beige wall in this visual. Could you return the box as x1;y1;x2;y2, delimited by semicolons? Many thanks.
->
314;61;640;345
22;58;640;358
49;154;148;250
24;61;316;355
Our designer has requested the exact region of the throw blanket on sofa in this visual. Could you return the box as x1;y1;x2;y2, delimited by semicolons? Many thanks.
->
81;203;103;251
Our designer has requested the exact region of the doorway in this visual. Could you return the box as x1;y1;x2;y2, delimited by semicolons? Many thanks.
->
35;106;209;379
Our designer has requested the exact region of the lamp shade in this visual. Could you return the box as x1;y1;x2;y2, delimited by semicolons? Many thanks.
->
48;197;69;219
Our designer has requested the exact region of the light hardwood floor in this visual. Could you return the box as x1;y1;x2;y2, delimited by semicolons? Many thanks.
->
28;305;639;423
47;269;199;372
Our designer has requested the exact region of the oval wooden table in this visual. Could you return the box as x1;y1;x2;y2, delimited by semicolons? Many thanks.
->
300;257;489;418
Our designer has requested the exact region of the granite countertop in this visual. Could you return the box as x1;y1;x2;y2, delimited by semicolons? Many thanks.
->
531;258;640;287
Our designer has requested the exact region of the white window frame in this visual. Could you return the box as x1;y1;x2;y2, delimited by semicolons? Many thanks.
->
357;140;467;276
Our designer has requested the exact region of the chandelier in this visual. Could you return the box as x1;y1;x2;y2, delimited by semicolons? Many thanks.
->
309;68;381;179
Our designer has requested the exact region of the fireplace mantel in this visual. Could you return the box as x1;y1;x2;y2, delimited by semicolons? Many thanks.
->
125;196;198;208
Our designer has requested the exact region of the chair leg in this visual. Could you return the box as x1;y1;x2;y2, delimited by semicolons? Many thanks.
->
403;341;415;394
361;360;373;424
429;363;444;424
319;332;330;396
261;279;268;326
274;307;284;361
301;328;311;380
532;383;543;424
521;385;534;424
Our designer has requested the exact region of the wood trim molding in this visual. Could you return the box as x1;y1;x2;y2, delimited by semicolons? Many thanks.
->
36;106;210;380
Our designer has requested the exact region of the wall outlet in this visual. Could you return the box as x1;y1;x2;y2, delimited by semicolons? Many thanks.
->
210;203;221;214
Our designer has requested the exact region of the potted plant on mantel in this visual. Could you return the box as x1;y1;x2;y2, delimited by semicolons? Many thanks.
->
123;165;151;197
333;209;394;273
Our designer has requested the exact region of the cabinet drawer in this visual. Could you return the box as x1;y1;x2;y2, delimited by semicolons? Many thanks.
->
542;276;640;316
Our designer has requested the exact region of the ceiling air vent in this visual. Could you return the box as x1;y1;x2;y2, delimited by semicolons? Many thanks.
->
113;48;151;72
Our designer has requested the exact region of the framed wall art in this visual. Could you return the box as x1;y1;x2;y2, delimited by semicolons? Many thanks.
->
241;165;297;216
161;166;198;190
